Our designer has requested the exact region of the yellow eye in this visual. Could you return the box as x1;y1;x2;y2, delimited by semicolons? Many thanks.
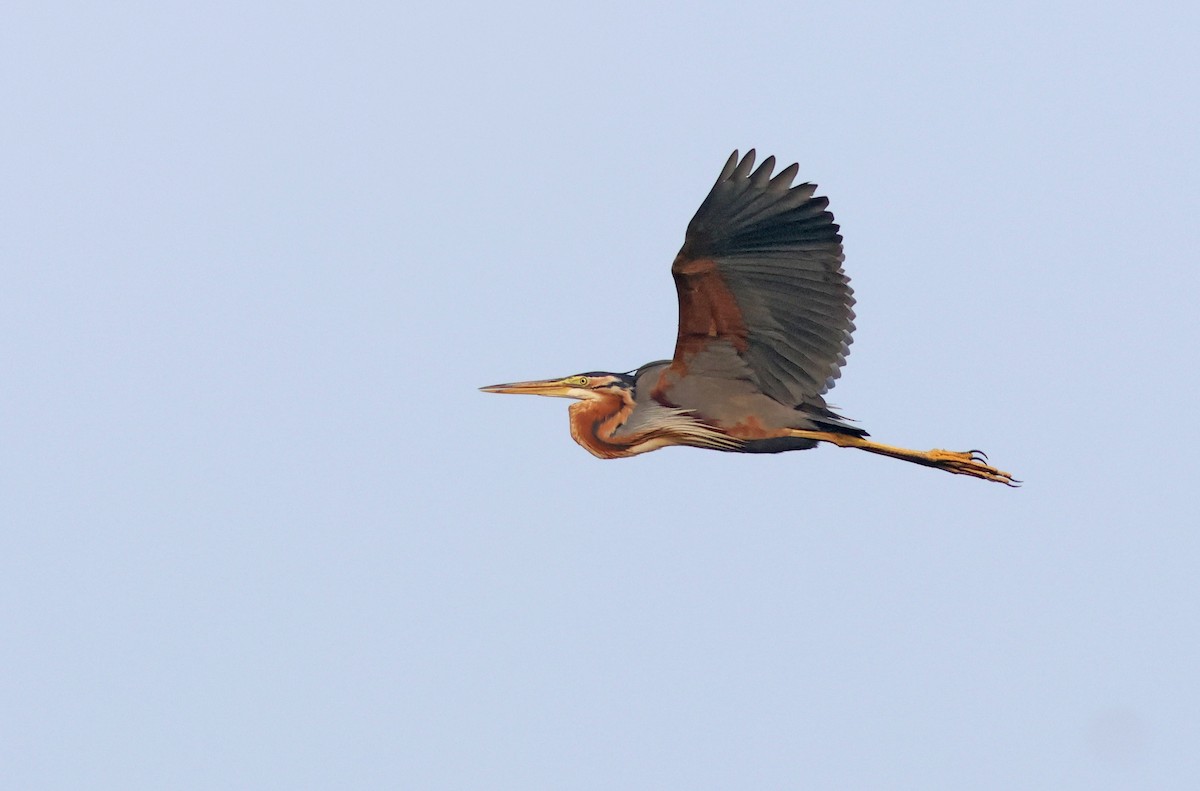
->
569;376;589;386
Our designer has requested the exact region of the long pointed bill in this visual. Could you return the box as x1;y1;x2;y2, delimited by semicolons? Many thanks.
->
479;378;576;397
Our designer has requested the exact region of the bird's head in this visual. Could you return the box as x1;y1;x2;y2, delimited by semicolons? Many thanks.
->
480;372;632;401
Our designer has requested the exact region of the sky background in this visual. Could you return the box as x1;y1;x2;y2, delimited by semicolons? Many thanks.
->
3;1;1199;789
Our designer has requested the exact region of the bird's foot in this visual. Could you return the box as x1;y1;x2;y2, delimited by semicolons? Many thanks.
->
926;449;1020;486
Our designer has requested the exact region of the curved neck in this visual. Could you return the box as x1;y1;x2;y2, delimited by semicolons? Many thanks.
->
568;390;638;459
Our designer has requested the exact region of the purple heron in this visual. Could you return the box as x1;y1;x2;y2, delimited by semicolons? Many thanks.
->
482;151;1016;485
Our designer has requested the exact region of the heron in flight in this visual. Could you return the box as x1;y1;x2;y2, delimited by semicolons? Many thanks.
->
482;151;1016;485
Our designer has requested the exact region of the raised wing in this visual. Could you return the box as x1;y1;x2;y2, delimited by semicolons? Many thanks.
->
666;150;855;407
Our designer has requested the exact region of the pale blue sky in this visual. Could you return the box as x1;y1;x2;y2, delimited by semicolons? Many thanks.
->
3;2;1199;789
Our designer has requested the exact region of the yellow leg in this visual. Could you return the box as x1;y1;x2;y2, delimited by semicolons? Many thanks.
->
785;430;1019;486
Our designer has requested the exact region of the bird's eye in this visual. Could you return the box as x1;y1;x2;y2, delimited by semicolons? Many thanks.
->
572;376;589;386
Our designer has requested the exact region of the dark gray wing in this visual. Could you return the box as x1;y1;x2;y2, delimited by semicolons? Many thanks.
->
665;150;855;407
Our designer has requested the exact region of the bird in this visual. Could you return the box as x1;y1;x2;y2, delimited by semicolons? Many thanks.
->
481;150;1017;485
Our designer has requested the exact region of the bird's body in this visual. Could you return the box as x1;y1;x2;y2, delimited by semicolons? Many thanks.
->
483;151;1016;485
557;361;843;459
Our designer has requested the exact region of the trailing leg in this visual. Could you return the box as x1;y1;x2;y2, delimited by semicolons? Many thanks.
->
784;430;1019;486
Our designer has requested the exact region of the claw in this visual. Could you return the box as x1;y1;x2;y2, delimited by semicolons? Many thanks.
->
968;449;988;461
